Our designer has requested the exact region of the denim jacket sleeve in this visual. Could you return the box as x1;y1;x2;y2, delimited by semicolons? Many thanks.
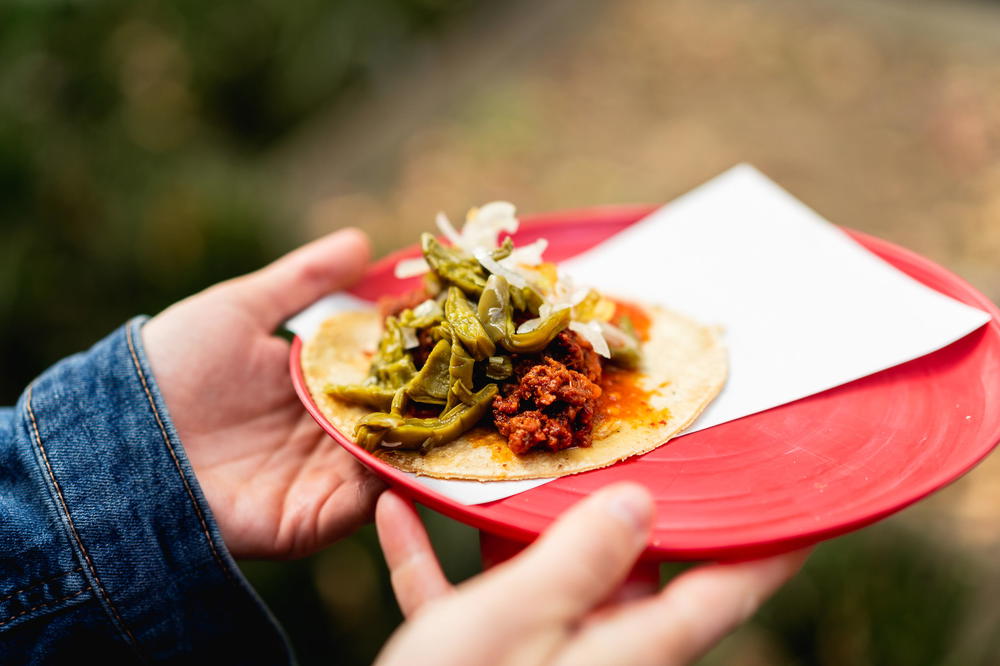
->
0;318;293;664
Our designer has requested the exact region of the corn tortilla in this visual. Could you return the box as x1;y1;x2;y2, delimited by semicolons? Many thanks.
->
302;307;727;480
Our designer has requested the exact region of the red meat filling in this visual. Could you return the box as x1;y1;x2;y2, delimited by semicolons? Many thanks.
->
492;331;603;455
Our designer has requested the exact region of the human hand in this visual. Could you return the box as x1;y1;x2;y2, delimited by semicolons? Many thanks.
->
143;228;385;559
375;484;808;666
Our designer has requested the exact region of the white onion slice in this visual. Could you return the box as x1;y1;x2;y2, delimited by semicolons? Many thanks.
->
569;320;610;358
597;321;638;349
394;256;430;279
463;202;518;251
400;326;420;350
476;201;517;226
412;298;440;318
569;287;590;308
550;272;589;308
506;238;548;266
544;302;569;318
476;249;529;289
435;212;465;249
516;317;543;334
514;301;567;334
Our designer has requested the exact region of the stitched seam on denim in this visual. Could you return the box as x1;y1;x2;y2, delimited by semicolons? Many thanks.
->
0;567;84;605
125;324;234;583
25;386;145;657
0;586;92;628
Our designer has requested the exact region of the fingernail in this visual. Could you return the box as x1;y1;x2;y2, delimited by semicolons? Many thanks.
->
603;484;653;535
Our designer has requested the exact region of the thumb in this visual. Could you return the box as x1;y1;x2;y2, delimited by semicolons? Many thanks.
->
226;227;370;330
376;491;453;618
487;483;653;620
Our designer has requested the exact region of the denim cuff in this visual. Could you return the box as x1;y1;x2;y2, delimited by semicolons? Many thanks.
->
13;318;292;662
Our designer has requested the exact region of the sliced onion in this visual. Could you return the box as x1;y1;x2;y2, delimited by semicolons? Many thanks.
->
551;272;589;308
394;256;430;279
435;212;465;249
569;286;590;307
476;201;517;225
464;202;518;249
516;317;542;334
545;302;568;318
569;320;610;358
400;326;420;350
476;249;529;289
515;301;567;334
459;202;519;254
598;321;639;351
506;238;548;266
412;298;440;319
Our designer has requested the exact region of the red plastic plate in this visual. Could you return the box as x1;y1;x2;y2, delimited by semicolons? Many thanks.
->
290;206;1000;560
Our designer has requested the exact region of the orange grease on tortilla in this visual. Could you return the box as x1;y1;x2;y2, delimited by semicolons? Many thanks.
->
469;429;518;463
612;300;652;341
598;368;670;427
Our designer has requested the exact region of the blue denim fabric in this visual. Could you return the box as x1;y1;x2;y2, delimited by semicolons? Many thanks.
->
0;318;293;664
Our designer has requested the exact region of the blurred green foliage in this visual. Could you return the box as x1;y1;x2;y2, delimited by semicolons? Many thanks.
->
0;0;474;403
0;3;484;663
702;523;1000;666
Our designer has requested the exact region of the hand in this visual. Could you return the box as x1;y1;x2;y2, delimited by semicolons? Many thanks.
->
143;228;385;559
375;483;808;666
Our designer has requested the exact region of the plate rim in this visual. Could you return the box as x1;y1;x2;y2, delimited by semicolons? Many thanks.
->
289;207;1000;560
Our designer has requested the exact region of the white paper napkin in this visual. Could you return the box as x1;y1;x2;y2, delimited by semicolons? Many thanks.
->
287;164;991;505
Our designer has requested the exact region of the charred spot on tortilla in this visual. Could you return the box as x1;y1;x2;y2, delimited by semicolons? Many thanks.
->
302;202;727;481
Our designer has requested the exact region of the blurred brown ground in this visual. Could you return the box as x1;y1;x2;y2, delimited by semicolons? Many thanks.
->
278;0;1000;304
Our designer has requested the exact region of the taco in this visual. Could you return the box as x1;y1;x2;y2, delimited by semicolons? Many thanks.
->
301;202;727;481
